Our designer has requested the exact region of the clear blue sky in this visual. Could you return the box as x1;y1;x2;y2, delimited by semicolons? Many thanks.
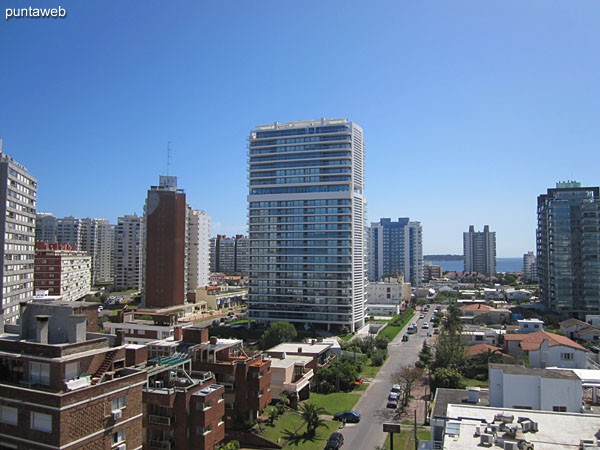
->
1;1;599;257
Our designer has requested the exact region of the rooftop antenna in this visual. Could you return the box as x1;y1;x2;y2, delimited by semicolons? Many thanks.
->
166;141;172;176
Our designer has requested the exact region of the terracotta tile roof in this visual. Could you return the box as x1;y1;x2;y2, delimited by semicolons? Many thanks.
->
464;344;507;358
504;330;587;352
579;326;600;336
460;304;493;312
560;318;589;328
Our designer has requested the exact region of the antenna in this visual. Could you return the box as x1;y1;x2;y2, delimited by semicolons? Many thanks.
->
166;141;172;176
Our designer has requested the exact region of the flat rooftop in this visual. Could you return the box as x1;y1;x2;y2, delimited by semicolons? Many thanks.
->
489;364;580;380
268;354;312;369
267;342;331;355
443;404;600;449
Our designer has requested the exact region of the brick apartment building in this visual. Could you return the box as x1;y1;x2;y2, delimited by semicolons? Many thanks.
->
183;328;272;428
143;335;225;449
34;242;91;301
0;301;146;450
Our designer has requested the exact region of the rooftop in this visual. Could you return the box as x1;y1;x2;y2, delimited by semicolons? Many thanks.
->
268;354;313;369
442;403;600;449
431;388;490;420
504;330;587;352
488;364;580;380
266;342;331;355
464;344;506;358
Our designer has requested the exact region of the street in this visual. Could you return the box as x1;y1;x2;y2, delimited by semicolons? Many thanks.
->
339;305;439;450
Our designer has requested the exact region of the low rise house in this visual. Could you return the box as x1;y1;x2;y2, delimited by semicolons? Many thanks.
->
267;354;313;401
504;330;587;368
464;344;507;359
461;326;501;346
195;286;247;311
103;310;192;345
518;319;544;334
265;341;335;372
561;318;600;343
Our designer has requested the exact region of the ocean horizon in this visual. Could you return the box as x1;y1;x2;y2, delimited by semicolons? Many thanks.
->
428;257;522;273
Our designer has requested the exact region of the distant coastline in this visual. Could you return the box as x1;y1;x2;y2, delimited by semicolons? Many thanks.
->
424;254;463;261
425;257;523;273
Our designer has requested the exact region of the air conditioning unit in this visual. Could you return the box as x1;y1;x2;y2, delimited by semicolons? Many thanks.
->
112;410;123;420
504;442;519;450
481;433;494;446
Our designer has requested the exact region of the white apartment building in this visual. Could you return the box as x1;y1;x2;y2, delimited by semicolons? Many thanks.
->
523;251;537;281
35;212;57;243
114;214;143;291
366;277;411;316
247;118;367;331
187;209;211;291
463;225;496;275
80;218;113;285
0;142;37;327
56;216;82;247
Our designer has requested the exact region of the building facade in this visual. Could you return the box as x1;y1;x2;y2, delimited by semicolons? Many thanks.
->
34;242;91;301
0;145;37;327
367;218;423;286
114;214;143;291
209;234;248;274
247;118;366;331
187;209;211;291
56;216;82;247
143;176;187;309
35;213;57;243
537;182;600;318
523;251;537;281
423;261;443;281
80;218;113;285
463;225;496;275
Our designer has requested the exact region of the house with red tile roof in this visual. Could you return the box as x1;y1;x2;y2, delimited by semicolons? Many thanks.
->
504;330;587;369
464;344;508;359
560;318;600;343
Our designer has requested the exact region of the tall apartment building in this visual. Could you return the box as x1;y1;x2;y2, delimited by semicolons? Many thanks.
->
34;242;91;301
79;218;113;285
463;225;496;275
423;261;443;281
56;216;81;247
247;118;366;332
368;218;424;286
35;212;57;243
143;176;187;309
187;209;211;291
537;182;600;318
210;234;249;274
114;214;143;291
523;251;537;281
0;144;37;327
0;300;146;450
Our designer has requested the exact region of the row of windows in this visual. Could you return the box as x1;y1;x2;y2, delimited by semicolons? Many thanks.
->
254;125;350;139
250;224;351;232
250;248;351;255
250;151;350;163
0;405;52;433
250;216;350;224
249;134;349;146
249;143;350;155
249;232;351;240
250;158;350;171
8;167;37;187
250;175;351;186
251;168;351;178
250;207;351;216
250;240;351;247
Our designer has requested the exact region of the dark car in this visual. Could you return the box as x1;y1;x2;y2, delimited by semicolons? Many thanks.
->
388;392;400;401
333;411;361;423
402;334;409;342
325;432;344;449
387;399;399;409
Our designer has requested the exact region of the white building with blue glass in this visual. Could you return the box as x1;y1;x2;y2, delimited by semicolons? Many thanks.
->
247;118;366;332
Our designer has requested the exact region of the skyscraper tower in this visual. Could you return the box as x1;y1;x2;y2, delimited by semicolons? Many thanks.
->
247;118;366;332
0;141;37;327
143;176;187;308
537;181;600;318
114;214;143;291
463;225;496;275
368;218;423;286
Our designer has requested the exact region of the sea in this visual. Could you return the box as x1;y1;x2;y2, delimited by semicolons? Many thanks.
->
427;257;523;273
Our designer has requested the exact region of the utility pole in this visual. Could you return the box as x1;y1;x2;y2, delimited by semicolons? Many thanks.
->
414;410;418;450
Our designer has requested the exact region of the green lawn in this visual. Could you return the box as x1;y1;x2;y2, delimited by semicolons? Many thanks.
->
307;392;360;415
339;333;354;341
460;377;489;388
262;410;304;444
378;310;415;341
382;427;430;450
284;420;339;449
361;361;384;379
353;382;369;392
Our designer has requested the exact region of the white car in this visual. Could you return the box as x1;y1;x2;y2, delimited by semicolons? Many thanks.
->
422;323;429;329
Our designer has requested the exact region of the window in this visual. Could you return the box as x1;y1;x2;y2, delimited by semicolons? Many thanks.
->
561;353;574;361
111;396;126;411
197;400;212;410
30;362;50;385
553;406;567;412
112;428;125;444
196;424;212;435
523;324;529;328
30;412;52;432
0;405;17;425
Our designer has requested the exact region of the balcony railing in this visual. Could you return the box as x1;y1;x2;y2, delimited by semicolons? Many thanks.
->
149;440;172;450
282;369;314;392
149;414;173;426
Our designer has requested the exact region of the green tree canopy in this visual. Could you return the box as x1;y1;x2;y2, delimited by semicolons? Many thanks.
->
260;321;297;349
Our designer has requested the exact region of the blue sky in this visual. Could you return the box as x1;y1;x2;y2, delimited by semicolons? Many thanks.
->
1;1;599;256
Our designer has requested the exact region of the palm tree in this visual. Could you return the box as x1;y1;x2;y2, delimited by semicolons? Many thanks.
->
298;403;327;437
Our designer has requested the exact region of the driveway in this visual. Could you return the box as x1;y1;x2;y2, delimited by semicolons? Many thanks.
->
338;305;439;450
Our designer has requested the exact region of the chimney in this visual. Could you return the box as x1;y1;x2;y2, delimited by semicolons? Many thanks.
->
311;339;316;345
298;347;302;353
115;329;125;347
174;326;183;341
36;315;50;344
210;337;218;345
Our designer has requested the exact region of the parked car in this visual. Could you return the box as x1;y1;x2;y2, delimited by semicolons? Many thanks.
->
333;411;361;423
402;334;409;342
387;399;399;409
391;384;401;393
325;432;344;449
422;323;429;329
388;392;400;401
419;314;425;319
227;311;236;317
434;328;440;335
212;320;220;326
407;326;417;334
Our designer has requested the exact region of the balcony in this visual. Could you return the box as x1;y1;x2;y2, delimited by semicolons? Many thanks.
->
282;369;314;393
149;440;172;450
149;414;173;426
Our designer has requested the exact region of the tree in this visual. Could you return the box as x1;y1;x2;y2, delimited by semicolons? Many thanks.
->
391;366;423;407
216;440;241;450
433;303;464;370
260;321;297;349
298;403;327;436
431;367;463;390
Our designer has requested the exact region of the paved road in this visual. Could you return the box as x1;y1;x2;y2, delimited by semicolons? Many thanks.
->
339;306;439;450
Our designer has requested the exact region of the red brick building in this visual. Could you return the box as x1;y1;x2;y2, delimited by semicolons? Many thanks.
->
0;301;146;450
143;340;225;449
34;242;91;301
144;176;187;309
184;328;272;428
